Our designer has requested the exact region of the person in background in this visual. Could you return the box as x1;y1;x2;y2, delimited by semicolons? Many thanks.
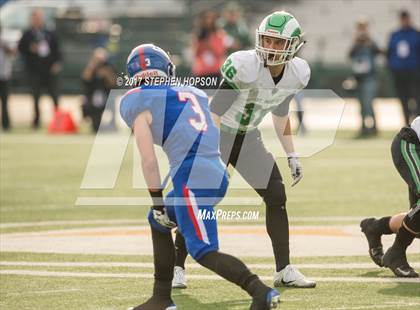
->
191;10;226;88
81;48;116;133
387;10;420;125
18;9;62;129
105;24;122;65
349;19;381;138
294;90;306;135
0;25;16;131
219;2;252;55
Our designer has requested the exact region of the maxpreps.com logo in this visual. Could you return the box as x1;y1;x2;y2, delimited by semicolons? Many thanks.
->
198;209;260;221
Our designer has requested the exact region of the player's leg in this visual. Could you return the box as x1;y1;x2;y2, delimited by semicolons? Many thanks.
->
177;184;279;309
356;76;368;136
129;192;177;310
382;203;420;277
381;132;420;277
259;164;315;288
129;226;176;310
294;91;306;134
393;72;410;125
360;215;392;267
225;130;315;288
171;132;245;289
29;75;41;128
221;130;290;272
361;132;420;265
0;79;10;130
363;76;378;134
46;74;59;109
198;251;279;310
172;230;188;288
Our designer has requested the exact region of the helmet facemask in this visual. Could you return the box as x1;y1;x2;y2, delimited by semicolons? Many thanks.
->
255;32;303;66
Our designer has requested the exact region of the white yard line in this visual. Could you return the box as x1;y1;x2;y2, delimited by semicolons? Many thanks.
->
1;269;419;283
0;220;148;228
0;216;369;228
3;288;81;296
323;303;420;310
1;261;420;270
75;197;264;206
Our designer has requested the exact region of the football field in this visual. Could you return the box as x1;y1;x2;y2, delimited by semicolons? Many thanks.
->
1;130;419;310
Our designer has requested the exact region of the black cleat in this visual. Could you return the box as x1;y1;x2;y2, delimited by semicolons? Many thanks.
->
382;246;419;278
360;218;384;267
128;297;176;310
250;288;280;310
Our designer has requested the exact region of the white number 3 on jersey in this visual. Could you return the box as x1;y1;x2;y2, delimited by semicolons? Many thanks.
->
178;92;208;132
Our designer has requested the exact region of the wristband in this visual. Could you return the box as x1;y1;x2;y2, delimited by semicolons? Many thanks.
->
149;189;164;211
287;152;298;159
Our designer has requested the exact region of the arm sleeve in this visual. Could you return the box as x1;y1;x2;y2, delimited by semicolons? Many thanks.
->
271;94;293;117
210;79;240;116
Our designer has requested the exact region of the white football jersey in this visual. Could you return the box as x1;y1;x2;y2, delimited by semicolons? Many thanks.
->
219;49;310;132
410;116;420;141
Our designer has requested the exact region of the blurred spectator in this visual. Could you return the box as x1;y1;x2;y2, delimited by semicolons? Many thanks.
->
0;25;16;131
387;10;420;125
18;9;62;129
105;24;122;65
219;2;252;55
294;91;306;135
192;10;226;88
81;48;116;133
349;19;381;138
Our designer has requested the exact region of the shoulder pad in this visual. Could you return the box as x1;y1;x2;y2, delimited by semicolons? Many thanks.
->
288;57;311;88
221;50;260;88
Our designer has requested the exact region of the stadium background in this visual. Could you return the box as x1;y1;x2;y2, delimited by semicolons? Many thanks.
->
1;0;419;96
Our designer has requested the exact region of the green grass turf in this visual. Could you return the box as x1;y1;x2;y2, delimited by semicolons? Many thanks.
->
0;130;409;225
1;130;419;309
0;252;419;310
1;272;419;310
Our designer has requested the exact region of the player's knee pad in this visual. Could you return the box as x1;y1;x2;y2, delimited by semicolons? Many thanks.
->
404;204;420;233
263;178;287;208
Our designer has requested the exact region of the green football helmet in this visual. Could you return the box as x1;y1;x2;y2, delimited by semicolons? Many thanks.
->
256;11;305;66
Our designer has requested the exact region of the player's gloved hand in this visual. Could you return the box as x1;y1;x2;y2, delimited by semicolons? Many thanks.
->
152;207;177;229
287;153;303;187
149;189;176;229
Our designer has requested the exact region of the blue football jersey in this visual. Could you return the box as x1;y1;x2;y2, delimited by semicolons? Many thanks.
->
120;84;221;168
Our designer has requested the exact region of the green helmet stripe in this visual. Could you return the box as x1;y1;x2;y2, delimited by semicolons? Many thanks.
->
291;27;301;37
282;18;301;37
265;13;293;33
